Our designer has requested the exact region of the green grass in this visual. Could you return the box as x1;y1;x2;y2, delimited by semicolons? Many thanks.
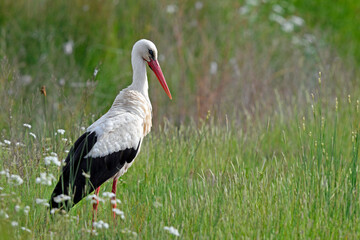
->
1;80;360;239
1;0;360;239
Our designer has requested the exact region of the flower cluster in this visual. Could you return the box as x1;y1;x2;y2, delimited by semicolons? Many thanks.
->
36;198;50;207
86;194;104;205
112;208;125;220
29;132;37;139
164;226;180;236
8;174;24;186
44;156;61;167
53;194;71;203
36;172;55;186
93;220;109;229
23;123;32;129
57;129;66;135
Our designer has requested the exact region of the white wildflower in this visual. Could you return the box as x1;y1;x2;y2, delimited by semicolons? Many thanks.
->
94;68;99;77
36;172;55;186
15;142;25;147
110;199;122;205
281;21;294;32
51;152;58;156
102;192;116;198
87;194;104;204
164;226;180;236
23;123;32;129
239;6;249;15
0;169;9;177
121;228;137;236
103;222;109;229
272;4;283;14
112;208;125;219
86;229;98;235
29;132;37;139
64;40;74;55
290;15;304;26
3;140;11;145
62;138;68;142
57;129;65;135
8;174;23;186
0;210;9;219
50;208;58;215
269;13;286;25
59;78;66;86
53;194;71;203
44;156;61;166
15;205;21;212
93;220;109;229
64;150;69;153
24;206;30;215
36;198;50;207
210;61;218;75
166;4;177;14
81;126;86;131
0;187;3;190
21;227;31;233
11;221;18;227
195;1;203;10
246;0;258;6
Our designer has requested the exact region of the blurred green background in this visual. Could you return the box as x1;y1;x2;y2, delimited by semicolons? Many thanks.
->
0;0;359;128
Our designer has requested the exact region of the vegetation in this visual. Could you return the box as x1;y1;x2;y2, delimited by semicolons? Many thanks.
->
0;0;359;239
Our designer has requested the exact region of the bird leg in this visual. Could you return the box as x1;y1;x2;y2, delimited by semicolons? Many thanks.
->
92;186;101;228
111;178;118;220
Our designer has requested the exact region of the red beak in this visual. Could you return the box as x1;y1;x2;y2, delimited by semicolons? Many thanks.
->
148;59;172;100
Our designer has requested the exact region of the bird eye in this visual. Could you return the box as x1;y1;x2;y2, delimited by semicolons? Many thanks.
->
148;49;154;60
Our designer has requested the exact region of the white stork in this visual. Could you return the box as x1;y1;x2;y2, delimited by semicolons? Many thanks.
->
49;39;172;223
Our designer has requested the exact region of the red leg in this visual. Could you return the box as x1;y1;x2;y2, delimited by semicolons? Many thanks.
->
92;186;101;228
111;178;118;220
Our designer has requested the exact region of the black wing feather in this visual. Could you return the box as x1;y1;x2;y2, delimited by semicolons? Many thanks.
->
49;131;140;210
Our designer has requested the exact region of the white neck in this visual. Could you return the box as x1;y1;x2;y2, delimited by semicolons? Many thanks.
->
128;54;149;99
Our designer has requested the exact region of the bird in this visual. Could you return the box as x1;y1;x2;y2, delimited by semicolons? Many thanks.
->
49;39;172;224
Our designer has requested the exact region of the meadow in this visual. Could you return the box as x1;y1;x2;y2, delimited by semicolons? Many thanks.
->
1;0;360;239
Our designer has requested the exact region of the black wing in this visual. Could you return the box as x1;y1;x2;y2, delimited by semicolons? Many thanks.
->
49;131;140;210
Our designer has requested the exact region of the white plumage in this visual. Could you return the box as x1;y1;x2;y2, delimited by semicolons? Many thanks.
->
86;90;152;159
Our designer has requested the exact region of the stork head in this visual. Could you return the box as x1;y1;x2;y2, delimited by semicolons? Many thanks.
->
132;39;172;99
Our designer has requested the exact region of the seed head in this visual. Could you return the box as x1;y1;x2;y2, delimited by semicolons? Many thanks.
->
335;97;338;111
40;86;46;97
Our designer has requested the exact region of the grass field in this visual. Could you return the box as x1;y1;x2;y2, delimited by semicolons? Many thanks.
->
1;0;360;239
1;76;359;239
